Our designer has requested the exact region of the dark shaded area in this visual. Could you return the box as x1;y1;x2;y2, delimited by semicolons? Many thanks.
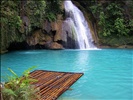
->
62;36;79;49
8;41;29;51
7;41;48;51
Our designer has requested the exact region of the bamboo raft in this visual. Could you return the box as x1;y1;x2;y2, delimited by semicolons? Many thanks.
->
29;70;83;100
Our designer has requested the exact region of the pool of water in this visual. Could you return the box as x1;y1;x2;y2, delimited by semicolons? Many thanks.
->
1;49;133;100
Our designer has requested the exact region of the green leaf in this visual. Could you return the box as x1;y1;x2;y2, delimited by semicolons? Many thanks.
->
23;66;37;77
8;68;18;78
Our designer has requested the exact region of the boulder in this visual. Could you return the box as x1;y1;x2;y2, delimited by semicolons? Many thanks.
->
49;42;64;50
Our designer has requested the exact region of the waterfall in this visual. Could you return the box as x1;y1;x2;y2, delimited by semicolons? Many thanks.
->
64;0;96;49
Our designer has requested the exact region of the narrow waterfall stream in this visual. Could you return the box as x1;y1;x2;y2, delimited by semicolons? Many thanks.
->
64;0;96;49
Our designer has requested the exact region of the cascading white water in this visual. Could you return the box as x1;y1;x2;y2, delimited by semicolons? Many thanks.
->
64;0;96;49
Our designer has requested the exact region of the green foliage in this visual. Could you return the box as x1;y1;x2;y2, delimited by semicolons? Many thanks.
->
129;19;133;31
90;3;103;15
46;12;56;22
90;2;131;37
25;0;46;27
114;18;130;36
0;0;23;51
0;0;63;52
1;66;40;100
45;0;63;22
1;1;22;28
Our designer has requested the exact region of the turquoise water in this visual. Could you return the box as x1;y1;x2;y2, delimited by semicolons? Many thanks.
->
1;49;133;100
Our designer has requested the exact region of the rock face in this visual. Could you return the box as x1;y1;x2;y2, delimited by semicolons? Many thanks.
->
6;1;98;52
22;0;133;50
62;19;79;49
26;29;63;50
2;0;133;53
49;42;64;49
25;13;65;50
25;1;97;50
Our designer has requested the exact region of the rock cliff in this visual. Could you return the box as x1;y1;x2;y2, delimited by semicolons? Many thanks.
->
1;0;133;53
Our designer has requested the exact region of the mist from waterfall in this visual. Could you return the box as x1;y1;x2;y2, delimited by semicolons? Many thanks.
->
64;0;96;49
